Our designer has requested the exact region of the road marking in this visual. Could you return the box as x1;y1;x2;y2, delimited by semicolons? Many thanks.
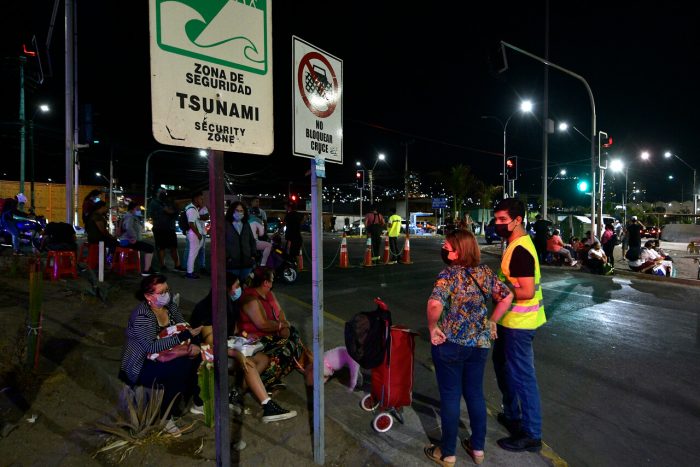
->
277;292;346;325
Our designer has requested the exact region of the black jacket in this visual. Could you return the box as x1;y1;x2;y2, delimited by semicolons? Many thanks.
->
225;222;257;268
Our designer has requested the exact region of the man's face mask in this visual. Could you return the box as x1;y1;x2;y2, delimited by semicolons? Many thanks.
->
495;219;515;238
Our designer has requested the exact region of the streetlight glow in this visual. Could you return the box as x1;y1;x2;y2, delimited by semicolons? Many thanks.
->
641;151;650;160
664;151;672;158
668;175;674;180
39;104;50;113
95;172;102;177
560;169;567;175
378;153;385;161
558;122;569;131
355;161;361;167
520;100;533;113
609;159;624;172
199;150;208;157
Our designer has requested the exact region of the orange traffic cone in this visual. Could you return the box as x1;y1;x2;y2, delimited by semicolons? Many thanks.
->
382;236;391;264
339;233;349;268
400;234;413;264
297;252;304;271
363;237;375;267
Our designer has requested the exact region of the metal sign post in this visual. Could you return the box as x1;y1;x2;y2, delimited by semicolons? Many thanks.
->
311;158;325;464
292;37;343;465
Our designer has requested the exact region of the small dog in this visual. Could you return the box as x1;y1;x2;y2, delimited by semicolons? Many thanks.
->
687;242;699;255
323;346;361;391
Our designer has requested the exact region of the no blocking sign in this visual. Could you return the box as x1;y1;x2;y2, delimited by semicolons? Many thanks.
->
292;36;343;164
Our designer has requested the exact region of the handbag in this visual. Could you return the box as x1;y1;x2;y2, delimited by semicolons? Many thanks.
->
465;267;489;302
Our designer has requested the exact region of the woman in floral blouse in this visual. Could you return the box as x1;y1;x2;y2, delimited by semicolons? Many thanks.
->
425;230;513;466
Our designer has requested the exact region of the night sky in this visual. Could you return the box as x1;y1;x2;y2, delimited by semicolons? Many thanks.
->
2;1;698;204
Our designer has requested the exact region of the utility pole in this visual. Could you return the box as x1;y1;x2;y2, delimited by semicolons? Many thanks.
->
19;56;26;201
542;0;550;220
64;0;74;224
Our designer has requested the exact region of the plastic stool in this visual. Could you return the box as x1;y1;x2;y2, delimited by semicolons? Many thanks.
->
79;242;102;269
113;246;141;275
45;250;78;280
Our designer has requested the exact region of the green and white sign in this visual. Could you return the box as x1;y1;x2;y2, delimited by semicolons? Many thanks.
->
149;0;273;154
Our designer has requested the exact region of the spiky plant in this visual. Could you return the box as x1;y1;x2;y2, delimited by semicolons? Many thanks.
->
94;384;193;461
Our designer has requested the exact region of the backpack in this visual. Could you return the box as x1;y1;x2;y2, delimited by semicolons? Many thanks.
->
178;206;193;233
344;298;392;369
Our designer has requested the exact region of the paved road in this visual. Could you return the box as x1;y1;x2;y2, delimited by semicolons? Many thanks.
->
284;234;700;467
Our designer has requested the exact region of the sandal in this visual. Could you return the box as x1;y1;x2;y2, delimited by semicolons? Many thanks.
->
461;438;485;465
424;444;455;467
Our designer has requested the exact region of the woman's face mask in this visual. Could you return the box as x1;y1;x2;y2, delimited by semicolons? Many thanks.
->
152;291;170;308
233;211;244;221
135;209;143;217
230;286;242;302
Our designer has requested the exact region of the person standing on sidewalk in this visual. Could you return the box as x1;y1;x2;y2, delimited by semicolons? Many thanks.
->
364;205;385;262
491;198;546;453
149;190;185;272
425;229;513;466
184;191;206;279
387;208;402;263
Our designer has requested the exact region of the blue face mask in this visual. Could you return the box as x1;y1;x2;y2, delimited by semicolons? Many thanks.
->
153;291;170;308
94;197;101;203
233;211;244;221
230;287;242;301
135;209;143;217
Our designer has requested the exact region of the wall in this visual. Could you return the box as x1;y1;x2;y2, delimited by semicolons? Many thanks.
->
660;224;700;242
0;180;103;226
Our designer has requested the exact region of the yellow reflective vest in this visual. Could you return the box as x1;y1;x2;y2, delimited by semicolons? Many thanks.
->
498;234;546;330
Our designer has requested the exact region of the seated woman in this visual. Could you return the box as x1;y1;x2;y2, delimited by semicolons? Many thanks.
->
189;273;297;423
239;267;313;388
119;275;203;434
587;241;610;274
85;201;118;253
119;201;157;276
640;240;673;276
546;229;577;266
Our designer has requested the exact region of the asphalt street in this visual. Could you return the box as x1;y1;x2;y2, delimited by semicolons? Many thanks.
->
175;233;700;466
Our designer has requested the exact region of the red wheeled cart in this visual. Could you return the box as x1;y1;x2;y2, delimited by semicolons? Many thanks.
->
360;324;417;432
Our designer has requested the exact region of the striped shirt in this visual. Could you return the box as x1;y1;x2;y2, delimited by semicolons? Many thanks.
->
120;301;188;385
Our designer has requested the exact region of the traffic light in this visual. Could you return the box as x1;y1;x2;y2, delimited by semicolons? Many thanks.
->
290;194;298;203
355;170;365;189
598;131;613;169
577;180;589;192
506;156;517;181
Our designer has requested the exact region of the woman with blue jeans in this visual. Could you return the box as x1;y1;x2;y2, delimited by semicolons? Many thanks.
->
425;230;513;466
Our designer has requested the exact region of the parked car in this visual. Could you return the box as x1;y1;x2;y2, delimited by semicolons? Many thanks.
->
483;218;502;244
641;225;660;238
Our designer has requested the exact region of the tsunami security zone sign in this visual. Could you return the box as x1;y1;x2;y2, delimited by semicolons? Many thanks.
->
292;36;343;164
149;0;273;155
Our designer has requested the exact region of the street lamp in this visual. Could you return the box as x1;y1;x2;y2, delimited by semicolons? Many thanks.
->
357;153;386;205
610;154;651;225
664;150;697;218
144;149;209;217
481;99;534;199
27;103;50;211
548;168;567;187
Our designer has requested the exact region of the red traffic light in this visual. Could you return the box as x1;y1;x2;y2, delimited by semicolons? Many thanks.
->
356;171;361;178
290;194;298;201
506;159;514;168
602;137;613;148
22;44;37;57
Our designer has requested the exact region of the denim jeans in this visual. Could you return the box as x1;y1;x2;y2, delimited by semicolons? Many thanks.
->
432;341;489;455
492;325;542;439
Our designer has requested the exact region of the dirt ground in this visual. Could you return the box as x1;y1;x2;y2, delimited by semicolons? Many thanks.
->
0;258;376;466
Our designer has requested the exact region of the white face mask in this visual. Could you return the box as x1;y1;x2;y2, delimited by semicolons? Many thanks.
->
152;291;170;308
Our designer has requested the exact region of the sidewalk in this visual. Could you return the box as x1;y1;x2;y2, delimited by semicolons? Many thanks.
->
0;257;554;466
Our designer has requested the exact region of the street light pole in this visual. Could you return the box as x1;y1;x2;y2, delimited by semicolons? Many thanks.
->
665;151;697;222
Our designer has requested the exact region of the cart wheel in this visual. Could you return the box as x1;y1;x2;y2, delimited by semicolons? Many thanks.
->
360;394;378;412
372;412;393;432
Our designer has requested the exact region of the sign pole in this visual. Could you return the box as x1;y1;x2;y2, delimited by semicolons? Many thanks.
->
209;150;230;466
311;159;325;464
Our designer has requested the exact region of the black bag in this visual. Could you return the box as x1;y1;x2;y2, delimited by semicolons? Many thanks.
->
178;207;192;233
344;299;392;369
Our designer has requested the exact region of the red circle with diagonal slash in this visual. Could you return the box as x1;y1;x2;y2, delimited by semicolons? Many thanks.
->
297;51;339;118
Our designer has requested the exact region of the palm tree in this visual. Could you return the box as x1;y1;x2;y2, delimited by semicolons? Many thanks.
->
446;165;475;219
474;181;502;233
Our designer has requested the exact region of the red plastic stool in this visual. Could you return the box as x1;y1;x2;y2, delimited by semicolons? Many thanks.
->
113;246;141;275
79;242;101;269
45;250;78;280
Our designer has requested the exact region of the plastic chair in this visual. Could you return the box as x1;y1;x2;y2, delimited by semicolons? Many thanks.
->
45;250;78;280
79;242;102;269
113;246;141;275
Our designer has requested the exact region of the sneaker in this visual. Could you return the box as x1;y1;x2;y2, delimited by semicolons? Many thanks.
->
163;418;181;438
497;435;542;452
570;260;578;267
229;388;244;414
184;272;200;279
261;400;297;423
189;404;205;415
232;439;247;451
140;268;158;277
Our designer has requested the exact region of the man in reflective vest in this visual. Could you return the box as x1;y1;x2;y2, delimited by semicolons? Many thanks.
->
491;198;545;453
